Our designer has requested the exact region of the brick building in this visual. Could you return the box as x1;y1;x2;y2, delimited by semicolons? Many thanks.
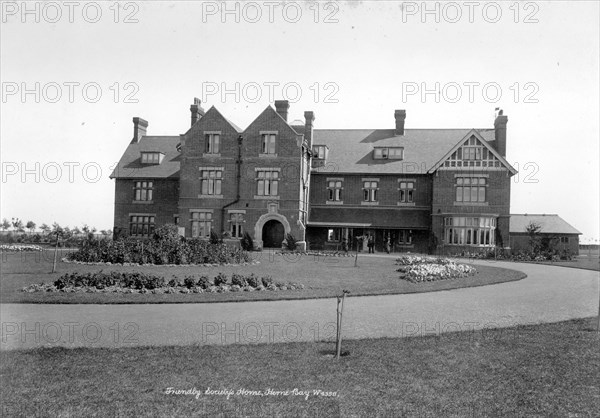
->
509;214;581;255
110;100;517;253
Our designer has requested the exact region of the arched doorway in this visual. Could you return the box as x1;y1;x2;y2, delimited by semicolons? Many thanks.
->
262;220;285;248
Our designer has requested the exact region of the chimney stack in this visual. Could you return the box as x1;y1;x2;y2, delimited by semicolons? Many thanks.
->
275;100;290;121
304;111;315;148
190;97;205;127
132;117;148;143
494;109;508;157
394;110;406;135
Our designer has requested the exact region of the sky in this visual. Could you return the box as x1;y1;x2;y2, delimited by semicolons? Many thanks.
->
1;1;599;243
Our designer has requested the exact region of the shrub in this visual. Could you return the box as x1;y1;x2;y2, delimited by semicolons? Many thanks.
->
246;273;260;288
241;231;254;251
284;233;297;251
183;275;197;289
214;272;228;286
66;227;251;266
210;230;223;245
197;275;211;289
261;275;273;287
231;273;247;287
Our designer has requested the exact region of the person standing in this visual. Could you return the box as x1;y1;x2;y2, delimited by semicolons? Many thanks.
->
385;237;390;254
368;235;374;253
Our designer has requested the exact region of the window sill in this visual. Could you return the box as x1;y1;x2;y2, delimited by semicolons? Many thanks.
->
132;200;153;204
254;195;280;200
453;202;489;206
197;194;224;199
397;202;416;207
202;153;221;158
258;153;278;158
361;201;379;206
326;200;344;205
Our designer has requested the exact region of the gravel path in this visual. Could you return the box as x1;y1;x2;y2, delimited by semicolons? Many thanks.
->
1;259;598;350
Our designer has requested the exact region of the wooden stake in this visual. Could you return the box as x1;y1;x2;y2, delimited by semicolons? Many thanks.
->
336;292;346;359
52;233;59;273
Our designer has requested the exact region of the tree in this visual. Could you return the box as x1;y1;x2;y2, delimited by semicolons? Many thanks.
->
72;226;82;236
1;218;10;232
40;223;50;235
525;221;542;254
26;221;36;234
11;218;24;233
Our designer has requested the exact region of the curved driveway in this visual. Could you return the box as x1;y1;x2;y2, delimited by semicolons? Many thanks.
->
1;260;598;350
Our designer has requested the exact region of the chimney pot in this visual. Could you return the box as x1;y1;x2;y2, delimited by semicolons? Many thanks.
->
394;109;406;135
304;111;315;148
190;98;205;127
494;111;508;157
132;117;148;143
275;100;290;122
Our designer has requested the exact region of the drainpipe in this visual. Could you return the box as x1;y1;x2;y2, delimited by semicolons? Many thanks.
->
221;135;243;233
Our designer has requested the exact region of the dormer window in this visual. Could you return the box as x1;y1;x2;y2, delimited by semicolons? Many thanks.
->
312;145;329;160
141;152;163;164
374;147;403;160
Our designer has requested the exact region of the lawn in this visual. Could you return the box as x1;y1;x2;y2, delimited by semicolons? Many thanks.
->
0;250;525;304
1;318;598;417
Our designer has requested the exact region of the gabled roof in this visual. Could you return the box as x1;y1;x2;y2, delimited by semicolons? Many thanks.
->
510;214;582;235
109;136;181;179
312;128;497;174
428;129;517;175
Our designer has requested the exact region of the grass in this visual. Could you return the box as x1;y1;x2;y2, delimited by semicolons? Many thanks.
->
532;250;600;271
1;318;598;417
0;250;525;304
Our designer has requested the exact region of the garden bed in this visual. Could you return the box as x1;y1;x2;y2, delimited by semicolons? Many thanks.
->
1;251;526;304
21;271;304;294
396;255;476;282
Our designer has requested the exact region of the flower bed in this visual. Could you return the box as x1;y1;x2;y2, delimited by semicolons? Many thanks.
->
21;271;304;294
396;256;476;283
0;244;44;252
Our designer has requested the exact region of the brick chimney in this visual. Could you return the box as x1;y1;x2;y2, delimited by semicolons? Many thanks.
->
132;117;148;143
394;110;406;135
304;111;315;148
190;97;205;127
494;109;508;157
275;100;290;122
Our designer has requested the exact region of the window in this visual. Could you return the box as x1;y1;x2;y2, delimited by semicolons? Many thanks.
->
129;215;155;237
230;213;244;238
134;181;153;201
191;212;212;237
373;147;403;160
257;170;279;196
205;133;220;154
363;181;378;202
261;134;276;154
141;152;162;164
462;146;482;160
456;177;487;203
327;180;343;201
560;236;569;243
444;217;496;246
327;228;341;242
399;181;414;203
313;145;328;159
200;170;222;195
398;229;412;244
